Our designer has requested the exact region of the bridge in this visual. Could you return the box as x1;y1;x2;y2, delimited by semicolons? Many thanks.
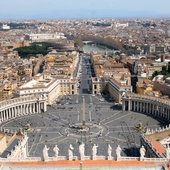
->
83;41;94;44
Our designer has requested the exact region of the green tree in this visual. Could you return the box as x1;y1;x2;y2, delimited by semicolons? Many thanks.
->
14;42;55;58
168;62;170;73
161;65;167;75
74;37;83;47
152;71;158;79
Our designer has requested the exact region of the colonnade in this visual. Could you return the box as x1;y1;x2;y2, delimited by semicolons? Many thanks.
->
0;95;47;123
122;93;170;121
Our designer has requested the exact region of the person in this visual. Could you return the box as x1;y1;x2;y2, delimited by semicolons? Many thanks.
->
79;143;85;159
53;145;59;157
108;144;112;157
140;145;146;158
116;145;122;158
92;144;98;157
43;145;49;161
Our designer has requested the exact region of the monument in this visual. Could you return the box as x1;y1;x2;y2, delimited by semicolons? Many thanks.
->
68;144;74;160
92;144;98;160
140;145;146;161
116;145;122;161
79;143;85;160
43;145;49;162
107;144;112;160
53;145;59;158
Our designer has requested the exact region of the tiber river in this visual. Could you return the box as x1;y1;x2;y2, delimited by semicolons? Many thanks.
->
82;44;107;53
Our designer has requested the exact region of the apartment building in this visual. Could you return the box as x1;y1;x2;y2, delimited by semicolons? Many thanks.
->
108;69;132;103
153;76;170;97
91;53;132;103
136;79;153;95
24;33;66;42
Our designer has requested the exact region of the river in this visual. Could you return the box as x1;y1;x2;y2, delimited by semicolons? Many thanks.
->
83;44;107;53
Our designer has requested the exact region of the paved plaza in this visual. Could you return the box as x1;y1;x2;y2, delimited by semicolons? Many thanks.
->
1;94;168;158
1;55;169;159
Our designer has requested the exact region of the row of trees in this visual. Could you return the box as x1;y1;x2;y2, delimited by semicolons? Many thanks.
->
14;42;56;58
80;35;123;50
74;35;140;55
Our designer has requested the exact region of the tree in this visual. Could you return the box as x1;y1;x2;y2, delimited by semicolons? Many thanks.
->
152;71;158;79
14;42;55;58
161;66;167;75
74;37;83;47
168;62;170;73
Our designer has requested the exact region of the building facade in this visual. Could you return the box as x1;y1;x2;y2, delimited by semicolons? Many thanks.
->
24;33;66;42
14;74;77;105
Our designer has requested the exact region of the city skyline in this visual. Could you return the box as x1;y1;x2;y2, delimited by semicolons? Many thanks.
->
0;0;170;20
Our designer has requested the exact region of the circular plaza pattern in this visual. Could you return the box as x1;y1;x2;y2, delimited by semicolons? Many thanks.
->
1;94;169;158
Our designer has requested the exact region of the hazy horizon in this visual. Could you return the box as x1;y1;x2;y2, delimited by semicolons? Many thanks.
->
1;0;170;20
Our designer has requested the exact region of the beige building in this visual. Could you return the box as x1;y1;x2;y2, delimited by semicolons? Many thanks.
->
90;53;132;103
24;33;66;42
91;77;101;95
153;77;170;98
107;69;132;103
14;73;77;105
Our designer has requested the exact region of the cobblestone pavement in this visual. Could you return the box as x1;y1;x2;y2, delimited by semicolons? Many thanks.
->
1;94;168;158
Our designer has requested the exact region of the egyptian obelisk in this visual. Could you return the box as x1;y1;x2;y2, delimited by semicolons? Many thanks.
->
82;97;86;128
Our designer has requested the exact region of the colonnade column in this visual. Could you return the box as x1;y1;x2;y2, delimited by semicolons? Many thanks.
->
168;109;170;120
22;105;25;116
137;101;139;112
36;103;39;113
2;111;4;121
44;101;47;112
149;103;152;114
20;105;23;116
139;102;142;112
143;103;146;113
9;108;12;119
11;108;13;118
0;99;47;125
29;104;32;114
38;103;41;113
152;104;154;115
6;110;8;120
122;100;125;111
128;100;131;111
133;101;135;111
1;111;4;121
146;103;148;113
166;109;169;119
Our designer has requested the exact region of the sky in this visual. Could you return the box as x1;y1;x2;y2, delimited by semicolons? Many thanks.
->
1;0;170;20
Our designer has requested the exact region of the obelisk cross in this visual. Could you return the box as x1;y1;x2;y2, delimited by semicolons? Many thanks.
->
82;97;86;128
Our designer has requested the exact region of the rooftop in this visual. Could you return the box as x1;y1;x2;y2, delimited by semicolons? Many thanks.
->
0;160;166;169
145;129;170;141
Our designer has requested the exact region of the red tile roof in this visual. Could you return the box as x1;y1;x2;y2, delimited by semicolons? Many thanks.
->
151;141;166;154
